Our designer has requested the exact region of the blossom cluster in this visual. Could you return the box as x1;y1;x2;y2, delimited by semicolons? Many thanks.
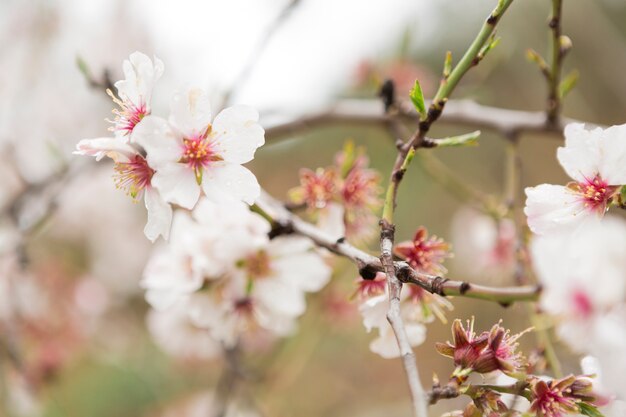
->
143;198;331;358
437;320;604;417
289;141;382;242
524;123;626;414
355;227;453;358
75;52;265;241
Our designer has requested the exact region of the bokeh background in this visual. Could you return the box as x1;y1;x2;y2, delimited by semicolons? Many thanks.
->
1;0;625;416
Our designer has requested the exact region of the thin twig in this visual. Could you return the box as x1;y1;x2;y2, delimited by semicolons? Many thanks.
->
219;0;301;109
547;0;564;125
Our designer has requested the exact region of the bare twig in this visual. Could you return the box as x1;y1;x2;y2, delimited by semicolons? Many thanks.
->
219;0;301;109
547;0;564;125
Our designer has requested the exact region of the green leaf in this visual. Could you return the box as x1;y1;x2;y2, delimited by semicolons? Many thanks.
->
409;79;426;119
76;55;91;78
559;69;579;99
578;403;605;417
434;130;481;147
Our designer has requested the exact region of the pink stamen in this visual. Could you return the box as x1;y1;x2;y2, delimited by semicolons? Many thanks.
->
114;155;154;199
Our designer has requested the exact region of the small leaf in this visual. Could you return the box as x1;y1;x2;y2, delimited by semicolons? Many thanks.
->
409;79;426;119
434;130;481;148
76;55;92;79
443;51;452;78
478;34;500;61
578;403;605;417
559;69;579;99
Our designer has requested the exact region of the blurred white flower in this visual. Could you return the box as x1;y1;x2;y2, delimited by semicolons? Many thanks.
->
530;216;626;353
451;207;516;283
189;236;332;347
358;292;426;359
134;87;264;209
525;123;626;235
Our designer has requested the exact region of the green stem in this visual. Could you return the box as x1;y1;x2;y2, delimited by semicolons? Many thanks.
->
434;0;515;103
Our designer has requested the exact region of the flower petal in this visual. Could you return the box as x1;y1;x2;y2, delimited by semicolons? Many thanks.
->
132;116;181;167
152;162;201;209
115;52;164;108
524;184;587;235
211;105;265;164
201;162;260;205
169;88;212;138
143;187;173;242
598;123;626;184
74;137;136;162
557;123;602;182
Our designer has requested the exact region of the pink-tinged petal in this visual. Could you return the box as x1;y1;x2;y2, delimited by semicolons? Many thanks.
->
211;105;265;164
370;323;426;359
272;249;331;292
255;279;306;317
132;115;181;167
557;123;603;183
114;52;163;108
201;162;260;205
169;88;212;138
524;184;588;235
598;123;626;184
143;187;173;242
152;163;200;209
74;137;136;162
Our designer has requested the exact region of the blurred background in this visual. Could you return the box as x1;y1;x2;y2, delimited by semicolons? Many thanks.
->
1;0;625;416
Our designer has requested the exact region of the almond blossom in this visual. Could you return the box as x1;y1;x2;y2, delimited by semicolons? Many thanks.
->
108;52;164;138
530;215;626;353
134;87;264;209
525;123;626;235
74;138;172;241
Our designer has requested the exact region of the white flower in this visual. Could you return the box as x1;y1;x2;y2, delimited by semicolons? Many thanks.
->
189;236;331;347
74;138;172;242
530;216;626;352
109;52;163;138
525;123;626;235
134;87;264;209
358;293;426;359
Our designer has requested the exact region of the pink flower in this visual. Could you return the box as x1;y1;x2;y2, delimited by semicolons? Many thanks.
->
525;123;626;235
289;168;338;210
529;375;593;417
394;227;452;275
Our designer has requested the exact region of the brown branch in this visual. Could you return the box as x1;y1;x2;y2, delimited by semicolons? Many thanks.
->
256;192;541;304
547;0;564;125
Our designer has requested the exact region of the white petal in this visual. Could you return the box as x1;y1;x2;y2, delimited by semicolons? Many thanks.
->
144;288;183;311
557;123;602;182
359;294;389;331
114;52;163;108
132;116;181;167
598;123;626;184
524;184;588;235
169;88;212;138
201;162;260;205
255;279;306;317
272;249;331;292
74;137;136;162
143;187;173;242
211;105;265;164
152;163;201;209
370;323;425;359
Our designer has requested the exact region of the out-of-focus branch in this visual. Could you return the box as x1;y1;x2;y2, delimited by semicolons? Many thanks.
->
219;0;301;109
263;98;587;144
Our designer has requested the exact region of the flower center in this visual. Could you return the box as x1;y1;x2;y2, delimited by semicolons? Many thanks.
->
107;90;148;135
573;176;617;212
571;289;593;318
114;155;154;199
179;129;223;184
244;250;273;280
